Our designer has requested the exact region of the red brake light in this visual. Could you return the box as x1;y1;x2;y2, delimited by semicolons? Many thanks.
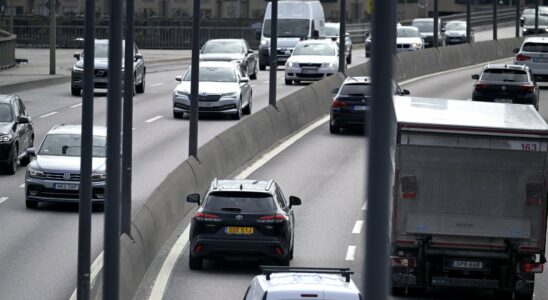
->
474;83;488;91
194;212;222;222
332;98;349;108
519;84;535;92
257;214;287;223
516;54;531;61
520;262;544;273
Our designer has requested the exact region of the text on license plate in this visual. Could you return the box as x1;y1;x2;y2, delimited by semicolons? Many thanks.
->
94;78;108;83
354;105;368;111
198;102;216;108
302;68;318;74
533;57;548;63
494;98;512;103
449;260;483;269
54;183;79;190
225;227;254;235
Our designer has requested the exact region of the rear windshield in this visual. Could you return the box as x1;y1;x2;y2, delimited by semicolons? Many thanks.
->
340;83;372;96
204;192;276;213
522;42;548;53
480;69;528;82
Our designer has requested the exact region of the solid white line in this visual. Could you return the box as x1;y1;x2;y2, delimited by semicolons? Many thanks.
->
149;225;191;299
345;246;356;261
39;111;58;118
145;116;163;123
70;103;83;108
69;253;103;300
19;183;24;188
0;197;8;205
352;220;364;234
151;83;164;87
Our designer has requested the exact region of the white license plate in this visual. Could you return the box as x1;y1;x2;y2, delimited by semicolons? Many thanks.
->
302;68;318;74
533;57;548;63
494;98;512;103
278;57;287;62
450;260;484;269
54;183;79;190
198;102;216;108
354;105;368;111
94;78;108;83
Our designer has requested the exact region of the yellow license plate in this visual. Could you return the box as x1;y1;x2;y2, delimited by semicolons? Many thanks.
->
225;227;254;235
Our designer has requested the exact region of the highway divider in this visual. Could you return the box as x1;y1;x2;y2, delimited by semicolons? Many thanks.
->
96;36;526;299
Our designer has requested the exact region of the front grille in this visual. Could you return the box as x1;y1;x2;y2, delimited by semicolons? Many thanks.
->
296;73;325;78
195;95;221;102
28;184;104;200
43;172;81;181
299;63;321;68
397;44;411;49
277;49;292;55
94;69;108;77
174;103;236;112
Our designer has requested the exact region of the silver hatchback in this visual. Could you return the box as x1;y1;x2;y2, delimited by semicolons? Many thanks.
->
514;37;548;81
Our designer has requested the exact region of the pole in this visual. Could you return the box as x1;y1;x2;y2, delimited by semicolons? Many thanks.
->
433;0;438;48
493;0;498;40
103;0;123;296
536;0;539;34
516;0;520;37
76;0;94;297
268;0;278;107
365;0;396;298
188;0;200;158
49;0;55;75
466;0;471;43
122;0;134;236
339;0;346;73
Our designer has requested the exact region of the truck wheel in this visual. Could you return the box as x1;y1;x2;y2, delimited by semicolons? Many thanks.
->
188;254;203;270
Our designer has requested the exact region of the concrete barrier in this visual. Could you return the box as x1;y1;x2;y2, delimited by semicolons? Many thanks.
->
99;35;532;300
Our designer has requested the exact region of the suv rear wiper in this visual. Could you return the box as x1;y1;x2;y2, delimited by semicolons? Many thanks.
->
220;207;242;212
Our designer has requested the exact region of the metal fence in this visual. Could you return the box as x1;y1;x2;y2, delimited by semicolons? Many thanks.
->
0;30;16;69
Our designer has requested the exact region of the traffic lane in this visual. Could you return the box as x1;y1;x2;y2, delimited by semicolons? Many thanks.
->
162;123;366;300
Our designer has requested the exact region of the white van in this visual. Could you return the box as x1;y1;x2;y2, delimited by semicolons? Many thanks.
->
244;267;363;300
258;1;326;70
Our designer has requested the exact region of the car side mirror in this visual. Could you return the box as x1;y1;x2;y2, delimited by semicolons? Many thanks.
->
74;53;81;60
402;89;410;95
135;53;143;61
247;49;254;54
26;147;36;156
513;48;520;54
255;31;261;40
471;74;480;80
175;75;182;82
289;196;301;207
331;88;339;94
17;116;31;124
187;193;200;204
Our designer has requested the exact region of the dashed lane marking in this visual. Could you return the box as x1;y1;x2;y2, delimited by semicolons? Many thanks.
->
145;116;163;123
19;184;24;188
352;220;364;234
70;103;83;108
39;112;58;118
151;83;164;87
345;246;356;261
0;197;8;204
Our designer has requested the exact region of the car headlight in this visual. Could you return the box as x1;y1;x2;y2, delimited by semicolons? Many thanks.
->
92;173;107;181
221;92;238;99
0;134;13;143
412;43;422;49
286;62;295;68
28;168;45;178
323;62;336;68
73;65;83;72
261;39;269;46
174;90;189;98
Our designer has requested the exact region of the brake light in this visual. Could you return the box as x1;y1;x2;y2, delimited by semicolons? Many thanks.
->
194;244;203;253
275;246;284;256
520;262;544;273
474;83;488;91
516;54;531;61
194;212;222;222
257;214;287;223
332;97;349;108
390;256;416;268
519;84;535;92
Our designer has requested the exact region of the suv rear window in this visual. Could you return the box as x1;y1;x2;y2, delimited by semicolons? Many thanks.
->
522;42;548;53
204;192;276;213
340;83;371;96
480;69;528;82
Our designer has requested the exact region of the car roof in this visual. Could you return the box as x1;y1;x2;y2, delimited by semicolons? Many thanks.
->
209;179;275;193
0;95;14;104
325;22;339;27
198;61;239;68
47;124;107;136
205;39;244;43
523;36;548;44
446;20;466;24
255;273;360;295
483;63;528;71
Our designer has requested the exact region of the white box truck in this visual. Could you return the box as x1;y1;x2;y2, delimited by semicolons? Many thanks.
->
390;96;548;300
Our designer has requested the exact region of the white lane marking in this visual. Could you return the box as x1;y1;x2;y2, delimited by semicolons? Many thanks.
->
345;246;356;261
70;103;83;108
149;225;191;299
361;201;367;210
251;84;257;87
0;197;8;205
151;83;164;87
19;184;24;188
39;112;58;118
145;116;163;123
262;80;269;83
352;220;364;234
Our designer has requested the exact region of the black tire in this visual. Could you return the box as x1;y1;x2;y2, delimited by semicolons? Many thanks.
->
20;153;31;167
329;123;340;134
136;72;146;93
71;87;81;96
173;111;184;119
6;145;17;175
346;52;352;65
189;254;203;270
231;101;242;120
289;246;294;260
242;99;252;115
249;64;258;80
285;79;292;85
259;64;266;71
25;200;38;209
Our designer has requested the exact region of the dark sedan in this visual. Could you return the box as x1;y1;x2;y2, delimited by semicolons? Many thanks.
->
200;39;258;80
472;64;539;110
0;95;33;174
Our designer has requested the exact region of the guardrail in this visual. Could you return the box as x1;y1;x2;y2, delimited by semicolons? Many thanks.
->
0;30;16;70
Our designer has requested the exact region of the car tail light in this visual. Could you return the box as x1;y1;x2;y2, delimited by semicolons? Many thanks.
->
519;84;535;92
194;244;203;253
400;176;417;199
257;214;287;223
474;83;488;91
516;54;531;61
274;247;284;256
520;262;544;273
390;256;416;268
332;97;349;108
194;212;222;222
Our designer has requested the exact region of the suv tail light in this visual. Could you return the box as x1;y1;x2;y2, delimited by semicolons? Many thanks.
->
516;54;531;61
194;212;222;222
519;262;544;273
519;84;535;93
474;83;488;91
257;214;287;223
332;97;349;108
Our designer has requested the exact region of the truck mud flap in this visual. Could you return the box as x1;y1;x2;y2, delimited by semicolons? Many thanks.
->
431;277;499;288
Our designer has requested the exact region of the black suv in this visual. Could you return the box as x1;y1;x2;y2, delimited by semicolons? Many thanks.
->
186;179;302;270
0;95;34;174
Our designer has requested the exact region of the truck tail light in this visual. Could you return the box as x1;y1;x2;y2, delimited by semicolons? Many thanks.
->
520;262;544;273
400;176;417;199
526;182;542;206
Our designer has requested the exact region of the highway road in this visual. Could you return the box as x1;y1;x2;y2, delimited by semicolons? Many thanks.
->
0;26;518;299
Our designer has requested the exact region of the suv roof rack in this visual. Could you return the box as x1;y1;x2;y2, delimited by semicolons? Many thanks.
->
260;266;354;282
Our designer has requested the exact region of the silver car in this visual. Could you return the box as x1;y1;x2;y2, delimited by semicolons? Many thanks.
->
172;61;252;120
200;39;258;80
514;37;548;81
284;40;341;85
25;124;107;209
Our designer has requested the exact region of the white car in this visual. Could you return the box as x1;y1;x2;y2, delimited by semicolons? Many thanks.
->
284;40;341;85
244;267;362;300
396;26;423;53
514;37;548;82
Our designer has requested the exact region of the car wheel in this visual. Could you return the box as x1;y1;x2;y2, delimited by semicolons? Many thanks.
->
329;123;340;134
25;199;39;209
232;100;242;120
249;64;258;80
6;145;17;175
346;52;352;65
71;87;81;96
259;63;266;71
173;111;184;119
285;79;292;85
136;72;146;93
242;99;252;115
493;289;513;300
189;253;203;270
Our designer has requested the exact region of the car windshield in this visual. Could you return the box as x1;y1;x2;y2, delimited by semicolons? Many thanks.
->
204;192;276;213
0;103;13;122
523;8;535;15
413;21;433;32
183;66;236;82
524;16;548;26
397;28;420;38
325;24;340;36
480;69;528;82
340;83;372;96
522;42;548;52
292;43;335;56
445;22;466;31
38;134;107;157
82;43;126;59
202;41;244;54
263;19;310;38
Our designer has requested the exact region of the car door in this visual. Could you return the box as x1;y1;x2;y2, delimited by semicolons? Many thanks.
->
133;44;144;83
244;40;256;73
238;66;251;105
275;185;293;244
12;98;30;154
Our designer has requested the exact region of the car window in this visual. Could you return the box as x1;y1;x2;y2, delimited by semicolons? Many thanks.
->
263;19;310;38
293;43;336;56
445;22;466;31
202;41;244;54
397;28;420;38
238;65;247;79
275;185;287;208
12;100;20;117
203;192;276;213
480;69;529;82
0;103;13;122
183;66;237;82
522;42;548;53
17;98;27;116
524;16;548;26
340;83;371;96
38;134;107;157
325;24;340;36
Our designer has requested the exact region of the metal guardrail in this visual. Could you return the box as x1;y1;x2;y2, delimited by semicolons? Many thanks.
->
0;30;16;69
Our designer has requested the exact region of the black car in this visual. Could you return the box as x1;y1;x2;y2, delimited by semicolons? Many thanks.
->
199;39;258;80
186;179;301;270
0;95;34;174
329;76;409;134
472;64;539;110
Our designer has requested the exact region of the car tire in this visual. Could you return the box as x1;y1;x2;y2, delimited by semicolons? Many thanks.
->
278;256;290;266
173;111;184;119
289;246;294;260
25;200;39;209
71;87;81;96
250;64;258;80
6;145;17;175
242;99;252;115
285;79;292;85
136;72;146;94
189;253;203;270
259;64;266;71
329;123;340;134
232;101;242;120
346;52;352;65
20;153;31;167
